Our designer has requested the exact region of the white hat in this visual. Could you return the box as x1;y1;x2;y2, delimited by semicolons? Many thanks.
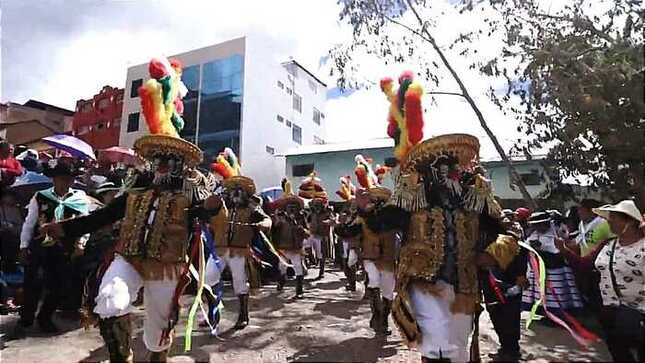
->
592;200;643;224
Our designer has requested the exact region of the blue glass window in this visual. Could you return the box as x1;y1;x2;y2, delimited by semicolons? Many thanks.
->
180;65;200;143
198;54;244;163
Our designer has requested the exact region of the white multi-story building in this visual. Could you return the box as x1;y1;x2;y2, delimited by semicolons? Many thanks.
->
120;36;327;190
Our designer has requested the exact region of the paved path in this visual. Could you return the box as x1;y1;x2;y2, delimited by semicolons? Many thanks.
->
1;266;611;362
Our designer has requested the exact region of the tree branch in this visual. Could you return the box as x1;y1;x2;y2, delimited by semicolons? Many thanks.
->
402;0;538;209
427;91;466;97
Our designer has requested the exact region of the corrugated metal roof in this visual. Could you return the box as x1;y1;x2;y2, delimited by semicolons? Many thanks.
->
281;138;394;156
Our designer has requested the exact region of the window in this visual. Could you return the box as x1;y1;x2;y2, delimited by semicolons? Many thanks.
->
266;146;275;155
130;79;143;98
286;87;293;95
196;54;244;162
292;163;314;177
277;81;284;89
97;98;110;110
127;112;140;132
292;124;302;144
520;169;542;186
308;79;318;93
293;93;302;113
277;115;284;123
286;120;292;127
313;108;321;125
313;136;324;144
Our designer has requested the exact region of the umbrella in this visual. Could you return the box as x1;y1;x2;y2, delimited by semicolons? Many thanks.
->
9;171;53;205
42;134;96;160
98;146;141;166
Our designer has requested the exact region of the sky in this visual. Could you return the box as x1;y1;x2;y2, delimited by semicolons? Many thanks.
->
0;0;526;159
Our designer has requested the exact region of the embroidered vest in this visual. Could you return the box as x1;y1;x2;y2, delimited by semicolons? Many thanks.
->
119;190;191;263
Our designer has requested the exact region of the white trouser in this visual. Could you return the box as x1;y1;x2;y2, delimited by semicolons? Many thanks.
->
278;250;305;277
204;250;249;295
308;236;324;259
409;281;473;362
342;240;350;258
363;260;395;300
94;255;178;352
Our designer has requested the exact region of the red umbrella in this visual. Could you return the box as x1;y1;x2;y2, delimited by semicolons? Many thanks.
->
98;146;142;166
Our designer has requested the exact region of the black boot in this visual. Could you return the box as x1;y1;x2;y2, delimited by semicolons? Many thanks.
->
36;315;59;334
234;294;249;329
380;297;392;336
295;276;304;299
345;265;356;291
421;357;451;362
277;274;286;292
316;259;325;280
98;315;134;363
368;288;382;333
146;349;168;362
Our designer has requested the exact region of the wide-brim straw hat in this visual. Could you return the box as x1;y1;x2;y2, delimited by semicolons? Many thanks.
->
527;211;551;225
592;200;643;224
134;134;203;168
401;133;480;172
222;175;256;195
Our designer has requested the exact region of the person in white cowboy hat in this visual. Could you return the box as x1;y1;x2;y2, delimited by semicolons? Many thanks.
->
557;199;644;361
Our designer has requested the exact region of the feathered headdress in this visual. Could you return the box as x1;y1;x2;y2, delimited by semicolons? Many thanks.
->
210;147;255;194
133;57;202;167
274;178;304;209
298;172;328;201
354;154;379;189
139;57;188;137
380;70;424;162
336;175;356;201
210;147;240;180
374;164;391;185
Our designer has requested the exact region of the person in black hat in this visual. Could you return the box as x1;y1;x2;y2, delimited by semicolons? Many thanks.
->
17;158;89;333
521;211;583;323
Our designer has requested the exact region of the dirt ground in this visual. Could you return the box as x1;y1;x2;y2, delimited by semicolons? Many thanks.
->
1;265;611;362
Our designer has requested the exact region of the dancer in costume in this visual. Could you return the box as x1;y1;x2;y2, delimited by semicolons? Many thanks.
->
377;72;520;362
272;178;309;298
336;162;398;336
298;173;332;279
41;57;218;362
335;176;358;291
208;150;272;329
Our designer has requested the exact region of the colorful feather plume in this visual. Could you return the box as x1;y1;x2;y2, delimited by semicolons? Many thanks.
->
374;164;391;185
380;71;425;161
354;154;379;189
281;178;293;195
139;56;188;138
210;147;240;180
336;175;356;201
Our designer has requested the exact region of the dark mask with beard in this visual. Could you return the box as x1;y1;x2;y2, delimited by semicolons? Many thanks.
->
226;187;249;209
150;153;185;190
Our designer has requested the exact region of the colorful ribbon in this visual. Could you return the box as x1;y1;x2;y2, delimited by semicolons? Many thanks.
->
520;241;598;347
184;226;206;351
